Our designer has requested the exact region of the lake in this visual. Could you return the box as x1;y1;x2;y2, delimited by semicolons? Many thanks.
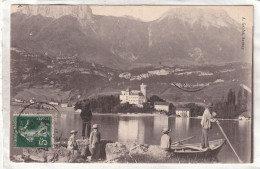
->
10;106;252;163
57;113;251;163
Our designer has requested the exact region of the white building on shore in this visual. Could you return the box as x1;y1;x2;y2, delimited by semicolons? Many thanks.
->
176;108;191;117
120;83;147;107
61;103;68;108
49;101;59;106
154;102;170;112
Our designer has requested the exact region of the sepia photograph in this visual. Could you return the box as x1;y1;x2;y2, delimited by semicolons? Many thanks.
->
9;5;253;163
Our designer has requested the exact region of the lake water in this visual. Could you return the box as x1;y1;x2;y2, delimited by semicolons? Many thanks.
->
10;106;252;163
57;113;252;163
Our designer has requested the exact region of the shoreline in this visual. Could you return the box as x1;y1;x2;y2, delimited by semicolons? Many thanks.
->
93;113;249;121
11;105;250;121
92;112;163;117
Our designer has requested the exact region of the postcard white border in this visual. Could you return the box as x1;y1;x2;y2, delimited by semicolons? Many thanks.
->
1;0;260;169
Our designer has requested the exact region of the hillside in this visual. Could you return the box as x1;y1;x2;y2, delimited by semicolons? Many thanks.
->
11;47;251;103
11;47;119;100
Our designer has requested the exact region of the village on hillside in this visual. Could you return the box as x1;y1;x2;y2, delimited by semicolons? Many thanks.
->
11;82;252;120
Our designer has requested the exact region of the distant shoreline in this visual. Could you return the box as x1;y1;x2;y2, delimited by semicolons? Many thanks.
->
93;112;162;117
93;113;250;121
11;105;249;121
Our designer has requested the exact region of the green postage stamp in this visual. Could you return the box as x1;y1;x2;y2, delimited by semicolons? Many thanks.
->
13;114;54;148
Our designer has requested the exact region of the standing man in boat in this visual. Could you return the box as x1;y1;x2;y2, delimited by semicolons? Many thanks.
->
201;103;217;149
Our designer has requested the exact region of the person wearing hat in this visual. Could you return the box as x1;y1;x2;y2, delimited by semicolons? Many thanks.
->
160;127;172;151
67;130;78;153
89;124;101;161
200;103;217;149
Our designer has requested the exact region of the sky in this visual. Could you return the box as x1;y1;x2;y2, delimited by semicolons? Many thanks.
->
90;5;253;24
11;5;253;26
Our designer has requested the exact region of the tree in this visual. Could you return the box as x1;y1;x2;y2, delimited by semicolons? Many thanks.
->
232;90;236;105
227;89;233;105
74;101;82;110
74;95;120;113
213;88;243;119
149;95;165;103
237;87;243;106
184;103;205;117
237;87;244;114
143;102;153;113
169;103;176;115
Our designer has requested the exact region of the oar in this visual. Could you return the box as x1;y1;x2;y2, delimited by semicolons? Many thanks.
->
216;120;243;163
171;136;196;145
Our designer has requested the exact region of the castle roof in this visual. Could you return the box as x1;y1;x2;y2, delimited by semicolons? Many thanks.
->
154;102;169;106
130;90;144;96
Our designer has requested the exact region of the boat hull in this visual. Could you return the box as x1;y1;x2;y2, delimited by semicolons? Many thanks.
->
171;139;226;160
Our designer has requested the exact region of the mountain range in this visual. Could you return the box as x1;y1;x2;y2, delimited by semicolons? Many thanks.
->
10;6;252;103
11;5;251;70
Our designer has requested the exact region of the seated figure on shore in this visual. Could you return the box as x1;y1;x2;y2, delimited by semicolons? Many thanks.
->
67;130;84;162
160;127;172;151
67;130;78;151
89;124;101;161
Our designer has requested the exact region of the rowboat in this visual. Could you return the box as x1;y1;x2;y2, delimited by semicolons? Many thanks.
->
171;139;226;159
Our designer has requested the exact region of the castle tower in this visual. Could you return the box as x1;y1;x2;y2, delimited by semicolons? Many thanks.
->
140;83;147;102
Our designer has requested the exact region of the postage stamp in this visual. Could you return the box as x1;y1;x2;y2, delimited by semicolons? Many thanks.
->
13;114;54;148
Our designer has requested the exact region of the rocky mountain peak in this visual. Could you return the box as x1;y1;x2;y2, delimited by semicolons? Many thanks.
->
17;5;93;20
157;7;239;29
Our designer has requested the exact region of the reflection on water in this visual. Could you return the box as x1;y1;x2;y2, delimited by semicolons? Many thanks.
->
118;120;139;143
153;116;168;135
11;110;252;163
237;120;252;162
175;117;190;135
57;114;252;163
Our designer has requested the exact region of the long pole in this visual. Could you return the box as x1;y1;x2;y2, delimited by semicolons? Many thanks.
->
216;121;243;163
171;136;196;145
